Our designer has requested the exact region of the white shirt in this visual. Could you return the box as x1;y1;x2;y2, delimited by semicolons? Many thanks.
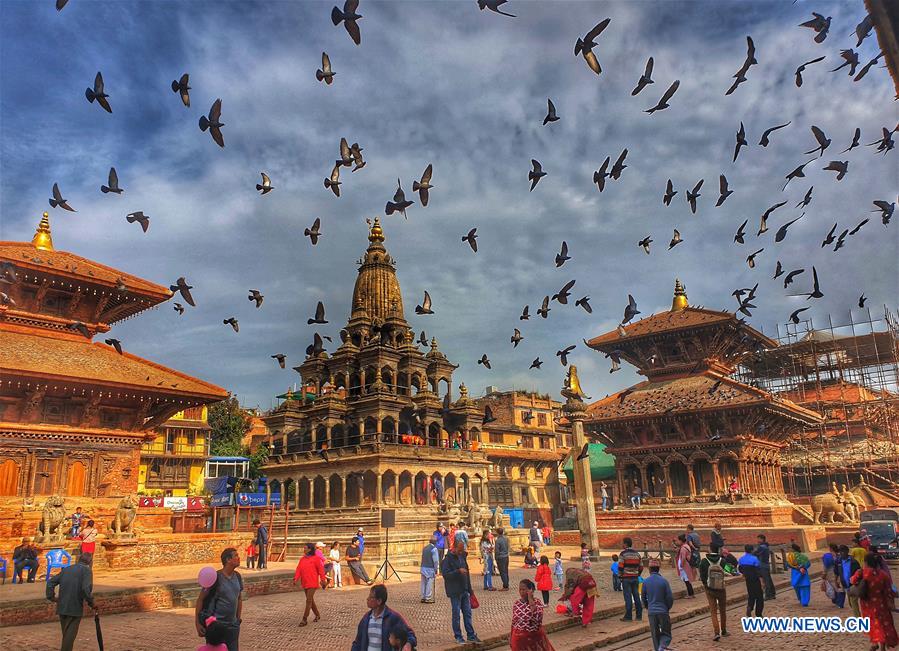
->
330;548;340;564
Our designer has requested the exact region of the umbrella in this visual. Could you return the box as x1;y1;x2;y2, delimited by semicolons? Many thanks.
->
94;613;104;651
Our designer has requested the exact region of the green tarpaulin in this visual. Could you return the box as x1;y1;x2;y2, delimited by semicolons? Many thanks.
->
563;442;616;482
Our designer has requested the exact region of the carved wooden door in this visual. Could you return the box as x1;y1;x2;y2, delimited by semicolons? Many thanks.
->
33;458;57;495
66;461;86;496
0;459;19;495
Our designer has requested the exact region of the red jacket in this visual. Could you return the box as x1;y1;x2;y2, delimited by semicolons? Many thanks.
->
294;554;326;589
535;564;553;591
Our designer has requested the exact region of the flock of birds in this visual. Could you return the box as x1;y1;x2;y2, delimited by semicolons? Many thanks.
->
10;0;894;393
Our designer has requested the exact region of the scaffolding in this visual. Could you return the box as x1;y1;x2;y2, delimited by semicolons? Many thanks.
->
736;307;899;497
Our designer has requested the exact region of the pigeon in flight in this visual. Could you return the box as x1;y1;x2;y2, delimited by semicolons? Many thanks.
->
528;159;546;191
556;345;576;366
510;328;523;348
101;167;123;194
173;303;185;315
725;36;757;95
482;405;497;425
854;52;883;82
575;296;592;313
68;322;91;338
802;266;824;299
304;217;322;245
645;79;679;114
758;201;787;236
795;56;826;87
272;354;287;369
125;211;149;232
804;126;831;157
331;0;362;45
49;183;76;212
783;268;805;289
223;317;239;333
337;137;354;168
463;228;478;252
555;241;570;267
734;220;748;244
104;338;123;355
552;279;576;304
782;162;811;191
610;149;628;180
746;248;763;269
386;179;414;218
256;172;274;195
638;236;653;254
686;179;703;214
854;15;874;47
631;57;654;96
622;294;640;324
799;12;831;43
306;332;326;357
324;164;341;197
758;121;790;147
663;179;677;206
789;307;810;324
530;358;542;369
316;52;336;84
477;354;492;369
867;127;895;154
170;277;195;306
307;301;328;325
849;218;868;236
199;99;225;148
872;200;895;225
415;291;433;315
716;175;733;206
574;18;611;75
833;228;849;252
668;228;683;249
349;142;365;171
823;160;849;181
85;72;112;113
832;49;860;76
796;186;813;209
171;73;190;106
593;157;611;192
859;294;867;308
478;0;515;18
537;296;551;319
733;122;748;162
775;214;804;243
840;128;862;153
412;164;433;206
543;99;559;125
773;260;784;279
821;223;838;247
519;305;529;320
606;350;622;373
56;0;68;10
248;289;264;308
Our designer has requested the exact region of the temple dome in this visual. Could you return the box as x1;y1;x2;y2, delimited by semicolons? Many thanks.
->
350;217;406;325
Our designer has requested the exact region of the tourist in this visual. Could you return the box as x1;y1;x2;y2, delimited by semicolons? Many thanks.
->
850;536;868;569
347;536;374;585
433;476;445;504
510;578;556;651
582;543;592;571
197;617;229;651
710;522;724;550
753;534;776;600
524;546;539;568
46;551;98;651
434;524;448;567
630;482;642;509
253;519;268;570
448;523;457;550
738;544;764;618
619;537;644;621
542;523;552;546
420;535;439;603
195;547;243;651
536;555;553;604
852;552;899;651
330;541;342;588
610;553;621;591
480;531;495;591
562;566;597;628
495;527;511;591
245;540;257;569
293;543;327;626
553;550;565;591
441;539;481;644
455;523;470;548
351;585;417;651
356;527;366;559
529;521;542;552
641;558;673;651
786;543;811;607
821;545;844;608
685;524;700;551
699;543;728;641
78;519;98;558
12;537;39;583
67;506;89;539
675;534;695;597
720;547;740;575
600;481;610;511
840;544;863;617
315;541;331;585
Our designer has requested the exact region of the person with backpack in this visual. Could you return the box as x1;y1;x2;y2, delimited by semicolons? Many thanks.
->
618;537;644;621
675;534;696;598
699;543;728;641
195;548;243;651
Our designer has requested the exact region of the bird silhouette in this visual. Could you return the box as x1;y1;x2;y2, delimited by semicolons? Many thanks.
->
101;167;123;194
331;0;362;44
85;71;112;113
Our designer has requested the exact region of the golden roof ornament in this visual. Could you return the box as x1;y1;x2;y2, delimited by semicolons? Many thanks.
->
367;216;385;243
671;278;688;312
32;212;54;251
561;365;591;401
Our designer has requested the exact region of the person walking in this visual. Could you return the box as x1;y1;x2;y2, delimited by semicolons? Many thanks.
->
346;536;373;585
441;539;481;645
675;534;696;598
495;527;511;591
78;519;98;558
699;543;728;641
641;559;673;651
710;523;724;550
753;533;776;600
821;547;844;608
685;524;700;551
253;519;268;570
293;543;327;626
562;567;597;628
852;552;899;651
480;532;495;591
535;555;553;605
529;521;542;553
510;579;556;651
420;536;439;603
738;544;764;618
46;551;97;651
786;543;811;607
351;585;417;651
839;544;863;617
329;541;342;588
434;524;448;567
13;537;40;583
600;481;610;511
618;537;644;622
195;548;243;651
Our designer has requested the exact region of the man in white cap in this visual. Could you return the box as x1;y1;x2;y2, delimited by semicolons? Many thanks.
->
529;521;542;553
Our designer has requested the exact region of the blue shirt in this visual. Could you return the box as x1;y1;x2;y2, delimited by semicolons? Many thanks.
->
553;558;564;576
610;561;619;575
357;534;365;556
455;529;469;546
641;573;673;615
738;553;760;568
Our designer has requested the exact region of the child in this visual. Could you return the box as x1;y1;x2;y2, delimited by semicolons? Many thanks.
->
524;546;539;568
197;616;228;651
69;507;87;538
610;554;622;591
245;541;257;569
553;551;565;591
535;555;553;605
580;543;591;570
387;623;410;650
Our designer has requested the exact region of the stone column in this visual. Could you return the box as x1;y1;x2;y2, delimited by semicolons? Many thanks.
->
712;463;721;494
638;466;649;494
393;474;400;504
325;425;332;449
565;398;600;555
295;477;302;509
339;475;346;507
616;467;626;506
324;477;331;508
663;465;672;499
687;467;697;498
376;473;383;504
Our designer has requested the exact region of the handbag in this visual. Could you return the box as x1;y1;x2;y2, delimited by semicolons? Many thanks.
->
469;593;480;609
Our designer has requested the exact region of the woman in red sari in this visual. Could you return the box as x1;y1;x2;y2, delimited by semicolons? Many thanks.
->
510;579;555;651
852;552;898;650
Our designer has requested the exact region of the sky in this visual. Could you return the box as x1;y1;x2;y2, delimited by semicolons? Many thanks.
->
1;0;896;410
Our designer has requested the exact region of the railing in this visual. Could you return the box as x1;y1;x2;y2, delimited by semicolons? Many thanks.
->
141;441;208;457
641;541;789;575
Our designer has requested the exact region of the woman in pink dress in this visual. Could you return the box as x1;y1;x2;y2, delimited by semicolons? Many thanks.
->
676;534;696;597
510;579;555;651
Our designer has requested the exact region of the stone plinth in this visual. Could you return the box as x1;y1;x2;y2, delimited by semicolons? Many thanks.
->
101;533;251;570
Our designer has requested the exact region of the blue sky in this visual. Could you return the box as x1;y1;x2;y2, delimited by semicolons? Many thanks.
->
1;0;896;410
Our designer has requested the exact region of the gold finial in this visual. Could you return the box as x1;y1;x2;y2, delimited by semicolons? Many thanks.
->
459;383;468;397
32;212;54;251
671;278;688;312
367;216;385;243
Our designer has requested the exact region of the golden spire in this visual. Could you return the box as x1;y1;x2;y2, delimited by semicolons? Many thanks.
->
671;278;688;312
32;212;54;251
368;216;385;243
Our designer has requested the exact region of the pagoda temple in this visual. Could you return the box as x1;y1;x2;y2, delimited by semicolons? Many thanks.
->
582;280;825;546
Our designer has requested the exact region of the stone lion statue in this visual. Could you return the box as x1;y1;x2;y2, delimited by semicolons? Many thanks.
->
37;494;67;543
111;494;137;537
490;505;504;529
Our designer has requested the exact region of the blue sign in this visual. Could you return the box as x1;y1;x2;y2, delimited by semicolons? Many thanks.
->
210;493;233;508
235;492;280;507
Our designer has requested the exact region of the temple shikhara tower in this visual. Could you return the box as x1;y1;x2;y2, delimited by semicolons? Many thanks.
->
583;279;824;546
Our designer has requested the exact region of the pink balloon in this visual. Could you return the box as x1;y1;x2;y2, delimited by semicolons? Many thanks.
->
198;566;218;589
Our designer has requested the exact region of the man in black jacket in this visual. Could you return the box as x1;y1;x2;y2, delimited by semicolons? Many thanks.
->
13;537;40;583
440;540;481;645
253;519;268;570
46;552;98;651
753;534;776;599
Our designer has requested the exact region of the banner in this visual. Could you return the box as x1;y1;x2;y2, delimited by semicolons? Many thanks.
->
187;497;206;511
210;493;233;507
164;496;188;511
235;492;280;507
138;496;164;508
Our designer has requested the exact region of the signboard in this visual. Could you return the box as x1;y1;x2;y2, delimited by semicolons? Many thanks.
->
235;492;280;507
164;497;188;511
139;496;207;510
210;493;233;508
187;497;206;511
138;496;164;508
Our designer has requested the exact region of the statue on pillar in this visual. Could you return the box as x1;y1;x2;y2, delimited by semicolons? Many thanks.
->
561;365;591;402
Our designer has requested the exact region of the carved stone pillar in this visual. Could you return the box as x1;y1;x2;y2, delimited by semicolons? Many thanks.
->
565;398;600;554
324;478;331;508
339;475;346;507
394;474;400;505
712;463;721;494
663;465;672;499
376;473;382;505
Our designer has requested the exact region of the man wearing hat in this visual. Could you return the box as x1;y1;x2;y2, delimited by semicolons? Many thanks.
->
529;521;542;553
641;558;673;651
356;527;365;559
